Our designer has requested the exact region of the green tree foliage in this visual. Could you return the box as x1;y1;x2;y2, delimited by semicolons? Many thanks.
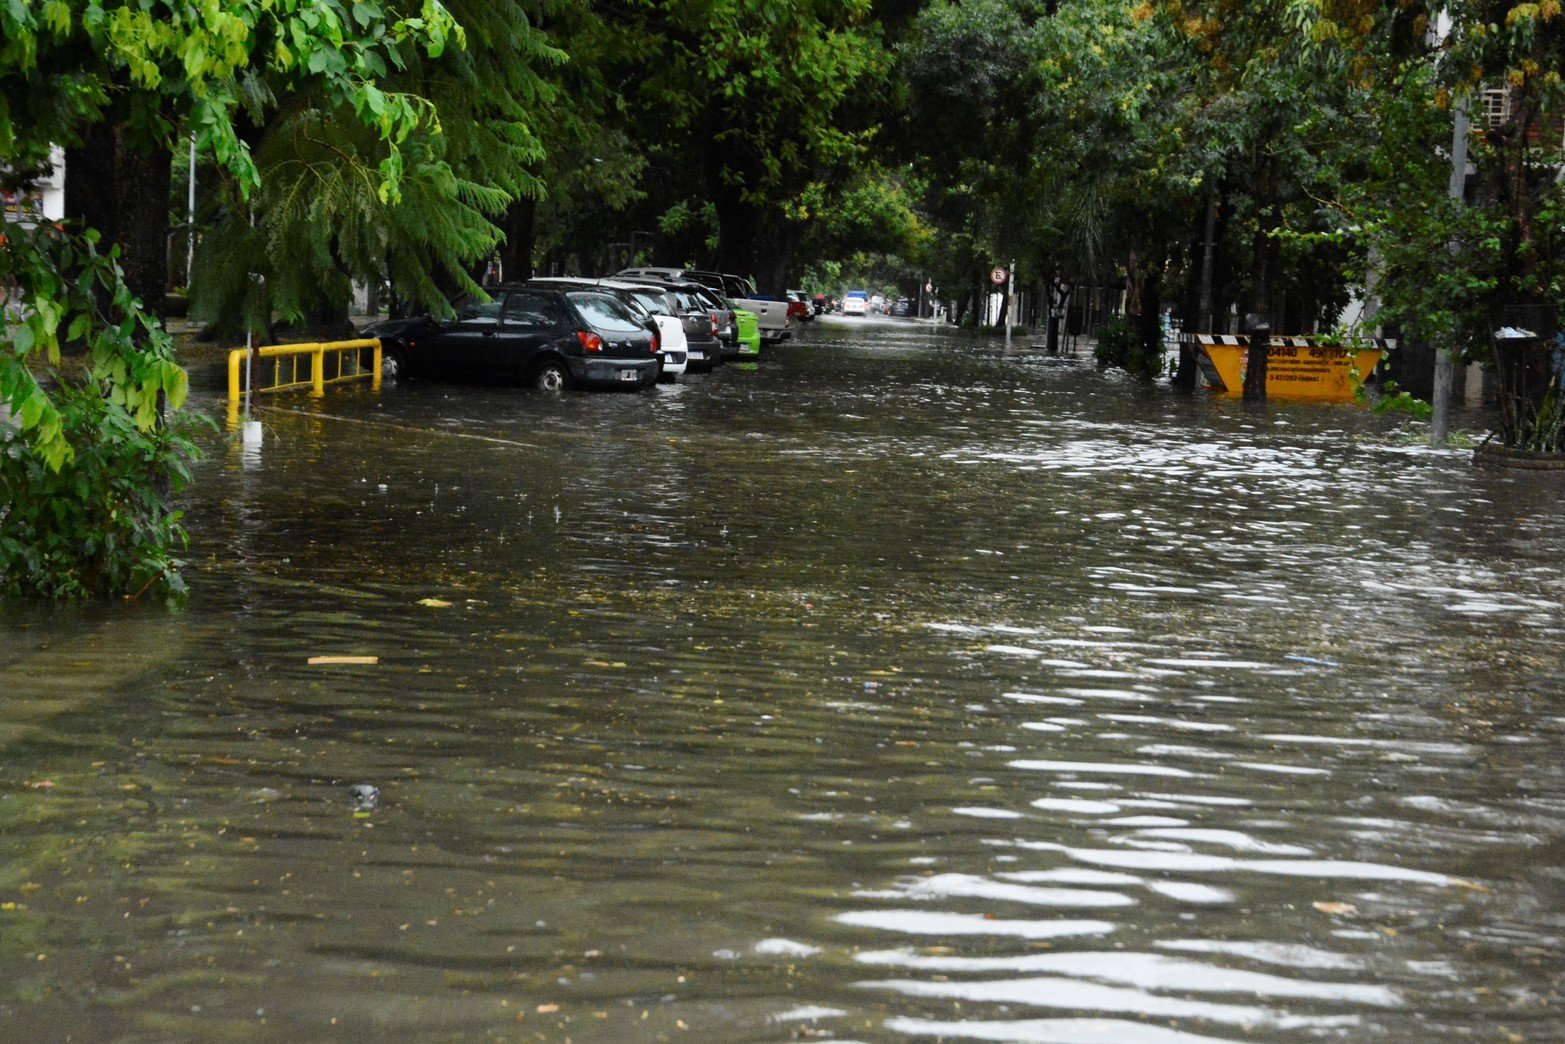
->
190;0;568;327
0;0;461;598
588;0;888;291
796;165;930;284
1284;1;1565;449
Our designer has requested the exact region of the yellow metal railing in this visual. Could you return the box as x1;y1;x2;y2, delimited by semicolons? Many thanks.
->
228;339;381;418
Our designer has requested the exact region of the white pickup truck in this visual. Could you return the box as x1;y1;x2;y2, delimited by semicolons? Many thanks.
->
616;267;793;343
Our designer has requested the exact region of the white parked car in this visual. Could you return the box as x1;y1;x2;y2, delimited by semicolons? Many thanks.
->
616;267;792;344
842;290;869;316
528;277;687;382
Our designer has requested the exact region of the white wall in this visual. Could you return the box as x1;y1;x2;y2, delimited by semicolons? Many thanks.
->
2;146;65;225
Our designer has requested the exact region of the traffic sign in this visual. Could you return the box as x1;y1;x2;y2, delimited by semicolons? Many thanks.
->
990;267;1007;285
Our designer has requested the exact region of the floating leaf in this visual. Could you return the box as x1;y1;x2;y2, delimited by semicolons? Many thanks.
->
1313;901;1358;916
417;597;453;608
307;655;379;665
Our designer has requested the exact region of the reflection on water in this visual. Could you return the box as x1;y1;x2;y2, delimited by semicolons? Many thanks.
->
3;319;1563;1040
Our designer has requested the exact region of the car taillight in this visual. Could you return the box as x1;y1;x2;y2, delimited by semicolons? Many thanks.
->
650;330;660;355
709;315;718;335
576;330;603;352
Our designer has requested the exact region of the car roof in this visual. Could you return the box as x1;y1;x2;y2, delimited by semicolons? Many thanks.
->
522;279;595;293
598;278;671;293
490;281;577;296
614;275;707;293
615;267;688;279
522;278;638;300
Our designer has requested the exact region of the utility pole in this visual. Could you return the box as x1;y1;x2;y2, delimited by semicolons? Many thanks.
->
1431;92;1470;445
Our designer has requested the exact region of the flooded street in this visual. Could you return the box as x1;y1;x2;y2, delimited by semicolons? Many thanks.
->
3;317;1564;1041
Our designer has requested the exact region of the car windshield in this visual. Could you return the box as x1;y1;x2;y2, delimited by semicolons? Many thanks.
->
568;292;645;333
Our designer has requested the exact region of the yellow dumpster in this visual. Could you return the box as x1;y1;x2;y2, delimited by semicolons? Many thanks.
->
1184;334;1390;402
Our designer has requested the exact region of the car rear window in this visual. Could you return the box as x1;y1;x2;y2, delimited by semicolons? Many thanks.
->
568;292;646;333
500;292;564;327
667;290;702;311
623;290;670;315
453;298;502;323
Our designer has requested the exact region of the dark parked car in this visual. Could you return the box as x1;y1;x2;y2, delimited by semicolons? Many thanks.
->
363;285;661;391
891;297;913;318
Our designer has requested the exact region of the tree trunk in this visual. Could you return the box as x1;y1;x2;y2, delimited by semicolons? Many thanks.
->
1243;185;1280;402
499;197;536;283
65;124;118;248
1173;195;1215;391
707;133;759;280
65;121;173;322
1137;264;1163;370
753;217;804;299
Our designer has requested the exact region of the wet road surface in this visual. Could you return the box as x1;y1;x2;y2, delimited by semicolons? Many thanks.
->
2;317;1563;1041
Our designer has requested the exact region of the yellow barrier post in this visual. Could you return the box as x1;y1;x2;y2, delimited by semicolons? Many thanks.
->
226;338;385;411
310;343;326;398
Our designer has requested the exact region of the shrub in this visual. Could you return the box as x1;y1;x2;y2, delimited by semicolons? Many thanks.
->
1094;315;1160;378
1;381;205;601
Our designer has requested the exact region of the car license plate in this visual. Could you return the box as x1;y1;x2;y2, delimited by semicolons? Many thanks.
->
689;350;704;360
619;369;638;382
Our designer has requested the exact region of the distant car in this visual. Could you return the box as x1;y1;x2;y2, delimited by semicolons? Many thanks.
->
733;307;761;356
842;290;869;316
891;297;913;318
362;285;661;392
786;290;813;323
527;276;688;382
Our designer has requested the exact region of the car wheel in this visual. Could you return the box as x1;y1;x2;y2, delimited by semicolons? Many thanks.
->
532;358;569;393
379;345;407;381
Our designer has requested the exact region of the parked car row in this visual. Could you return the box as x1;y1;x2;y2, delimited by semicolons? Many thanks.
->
363;268;786;392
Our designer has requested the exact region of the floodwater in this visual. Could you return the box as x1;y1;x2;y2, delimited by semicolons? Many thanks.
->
2;317;1563;1042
